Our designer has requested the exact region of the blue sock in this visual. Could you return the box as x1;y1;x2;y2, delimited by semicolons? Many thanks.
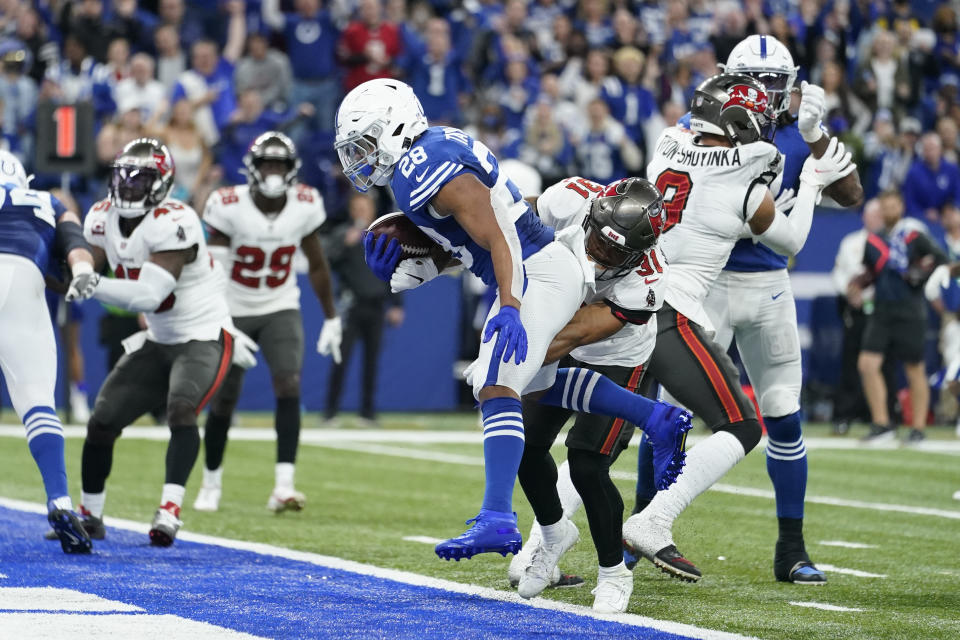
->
634;431;658;511
765;412;806;519
540;368;656;425
24;406;69;510
480;396;524;513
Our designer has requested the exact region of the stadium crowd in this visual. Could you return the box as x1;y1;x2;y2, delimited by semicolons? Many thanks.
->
3;0;960;427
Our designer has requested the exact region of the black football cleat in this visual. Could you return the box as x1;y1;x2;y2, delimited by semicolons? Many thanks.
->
648;544;702;582
47;509;92;554
775;547;826;584
45;506;105;542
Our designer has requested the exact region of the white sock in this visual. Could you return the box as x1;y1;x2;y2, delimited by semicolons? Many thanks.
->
275;462;295;490
598;561;629;579
161;483;186;508
540;518;567;545
557;459;584;519
81;491;105;518
646;431;745;526
50;496;73;511
203;466;223;488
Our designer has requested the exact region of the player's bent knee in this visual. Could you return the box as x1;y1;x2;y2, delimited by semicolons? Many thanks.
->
478;385;520;402
717;418;762;454
86;419;120;446
272;372;301;399
759;387;800;419
166;398;199;427
567;448;610;489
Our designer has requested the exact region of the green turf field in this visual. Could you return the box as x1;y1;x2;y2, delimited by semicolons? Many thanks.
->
1;415;958;640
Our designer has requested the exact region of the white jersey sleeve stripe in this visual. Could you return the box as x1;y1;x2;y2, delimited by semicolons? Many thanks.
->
409;161;452;197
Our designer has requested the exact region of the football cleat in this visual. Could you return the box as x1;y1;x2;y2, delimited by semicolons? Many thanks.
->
592;564;634;614
435;509;521;561
148;503;182;547
623;542;639;570
643;403;692;490
953;490;960;501
517;518;579;599
775;546;826;584
47;509;92;554
903;428;926;445
508;521;543;586
861;424;896;444
267;488;306;513
622;510;701;582
44;505;105;541
193;484;222;512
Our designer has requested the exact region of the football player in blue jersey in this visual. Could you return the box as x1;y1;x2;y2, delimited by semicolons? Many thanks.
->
633;35;864;583
335;79;692;561
0;150;96;553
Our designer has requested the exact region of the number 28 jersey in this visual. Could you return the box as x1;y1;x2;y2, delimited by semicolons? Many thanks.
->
647;126;782;329
203;184;326;317
536;177;668;367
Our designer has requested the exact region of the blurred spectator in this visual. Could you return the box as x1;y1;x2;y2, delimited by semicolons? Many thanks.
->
561;47;610;112
159;99;216;207
404;17;469;125
323;193;404;428
155;24;187;91
863;110;906;199
932;5;960;87
498;59;539;133
578;0;613;48
822;60;872;136
466;102;521;159
938;115;960;164
0;46;37;161
535;72;583;140
601;47;657;153
710;2;748;64
519;101;573;185
338;0;402;91
61;0;114;62
13;7;56;85
115;53;167;122
158;0;206;52
609;8;643;50
576;97;641;184
42;35;97;104
902;132;960;222
234;32;293;110
262;0;341;133
96;105;150;172
853;30;910;117
171;4;246;146
108;0;160;51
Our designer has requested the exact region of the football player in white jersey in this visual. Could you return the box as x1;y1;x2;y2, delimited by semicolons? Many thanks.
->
621;74;855;580
65;138;250;547
195;131;340;513
508;176;671;613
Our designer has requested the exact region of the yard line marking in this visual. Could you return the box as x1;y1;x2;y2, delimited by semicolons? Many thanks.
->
402;536;444;545
818;565;887;578
0;588;143;612
0;497;757;640
818;541;878;549
788;602;864;612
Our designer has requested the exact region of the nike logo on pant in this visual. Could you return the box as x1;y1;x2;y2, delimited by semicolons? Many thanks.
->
772;291;785;300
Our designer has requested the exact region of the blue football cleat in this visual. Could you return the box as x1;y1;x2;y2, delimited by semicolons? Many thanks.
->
644;403;692;490
48;509;92;554
623;542;639;570
435;509;522;561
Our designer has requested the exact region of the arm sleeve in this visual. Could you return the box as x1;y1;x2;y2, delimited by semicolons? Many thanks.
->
755;182;819;256
92;261;177;312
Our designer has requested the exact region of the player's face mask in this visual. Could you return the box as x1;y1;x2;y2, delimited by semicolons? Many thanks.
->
110;165;161;215
255;159;292;199
336;124;394;192
583;223;645;281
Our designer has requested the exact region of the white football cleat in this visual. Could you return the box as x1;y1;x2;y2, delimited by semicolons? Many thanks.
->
509;522;564;588
592;564;634;614
267;488;306;513
517;518;579;599
193;485;221;512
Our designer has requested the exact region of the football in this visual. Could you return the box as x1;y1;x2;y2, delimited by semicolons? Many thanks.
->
366;212;445;261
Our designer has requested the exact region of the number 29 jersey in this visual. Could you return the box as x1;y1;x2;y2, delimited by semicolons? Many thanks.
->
647;126;782;329
389;126;555;287
83;198;230;345
203;184;326;317
536;177;668;367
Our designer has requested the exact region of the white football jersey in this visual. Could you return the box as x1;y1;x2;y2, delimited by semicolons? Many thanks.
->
647;127;782;329
203;184;326;317
536;177;668;367
84;198;230;345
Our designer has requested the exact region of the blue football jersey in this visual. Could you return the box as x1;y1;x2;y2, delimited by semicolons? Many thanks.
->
0;184;66;272
389;126;554;286
676;113;810;272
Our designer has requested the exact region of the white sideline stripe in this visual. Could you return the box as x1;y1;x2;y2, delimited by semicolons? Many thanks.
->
819;541;878;550
788;602;864;613
818;564;887;579
0;613;264;639
0;497;757;640
402;535;444;545
0;587;143;612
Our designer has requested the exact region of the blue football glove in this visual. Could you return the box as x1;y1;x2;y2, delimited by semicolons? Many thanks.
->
363;232;402;282
483;305;528;364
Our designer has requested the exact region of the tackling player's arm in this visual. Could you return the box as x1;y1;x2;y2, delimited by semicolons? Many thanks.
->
301;230;337;320
90;248;192;312
431;173;525;309
544;302;626;364
807;134;864;207
797;82;864;207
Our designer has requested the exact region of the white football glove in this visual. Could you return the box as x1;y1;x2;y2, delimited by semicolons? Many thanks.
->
230;328;260;369
925;264;952;302
65;262;100;301
317;316;342;363
774;188;797;215
799;136;856;190
390;257;440;293
797;80;826;143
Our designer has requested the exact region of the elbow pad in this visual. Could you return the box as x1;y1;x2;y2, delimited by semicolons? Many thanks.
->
93;262;177;312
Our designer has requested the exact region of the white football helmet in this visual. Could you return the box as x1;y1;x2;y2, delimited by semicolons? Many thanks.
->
335;79;429;192
0;150;29;189
721;34;798;117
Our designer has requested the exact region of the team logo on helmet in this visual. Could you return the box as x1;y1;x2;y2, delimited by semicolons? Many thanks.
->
154;152;171;176
723;84;768;114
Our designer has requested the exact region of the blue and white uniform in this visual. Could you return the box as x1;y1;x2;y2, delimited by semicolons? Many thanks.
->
390;126;593;398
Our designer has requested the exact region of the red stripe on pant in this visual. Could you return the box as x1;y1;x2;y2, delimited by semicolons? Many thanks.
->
600;364;645;455
675;313;744;423
196;330;234;415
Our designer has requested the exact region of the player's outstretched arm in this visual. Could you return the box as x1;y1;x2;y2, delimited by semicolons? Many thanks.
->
302;231;342;363
798;81;864;207
544;302;627;364
88;249;188;312
56;209;98;300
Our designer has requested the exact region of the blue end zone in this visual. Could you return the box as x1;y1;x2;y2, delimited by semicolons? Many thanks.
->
0;506;699;639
